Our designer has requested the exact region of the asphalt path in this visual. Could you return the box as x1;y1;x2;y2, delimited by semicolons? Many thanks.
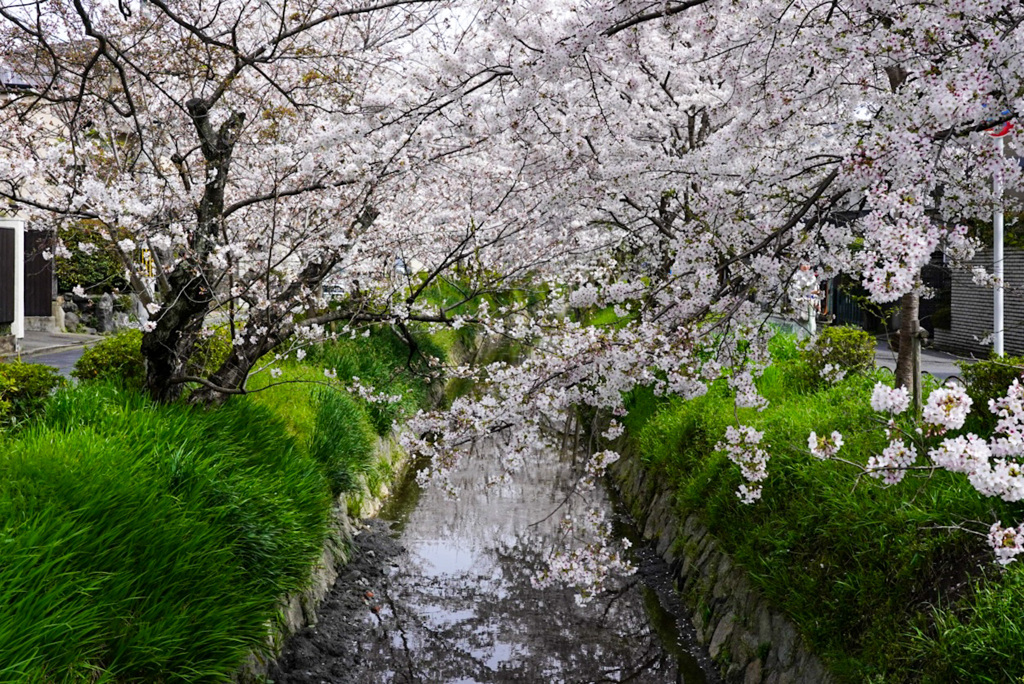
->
24;347;88;378
873;340;971;382
17;338;973;383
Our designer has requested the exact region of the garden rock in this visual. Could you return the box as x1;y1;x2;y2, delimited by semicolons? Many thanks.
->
96;293;114;333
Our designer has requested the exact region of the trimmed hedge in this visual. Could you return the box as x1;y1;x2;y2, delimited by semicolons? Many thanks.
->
799;325;876;388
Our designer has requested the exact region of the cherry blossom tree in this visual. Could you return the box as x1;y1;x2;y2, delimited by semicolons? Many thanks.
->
4;0;1024;571
394;0;1024;575
0;0;527;403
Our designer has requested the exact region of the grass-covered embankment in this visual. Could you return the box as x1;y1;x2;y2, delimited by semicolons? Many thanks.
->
0;326;445;681
0;383;331;681
247;328;446;512
620;334;1024;683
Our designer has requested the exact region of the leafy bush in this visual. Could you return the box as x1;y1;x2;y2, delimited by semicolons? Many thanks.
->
0;375;13;421
0;361;65;422
799;325;876;387
54;220;128;293
0;383;331;680
307;389;378;494
958;355;1024;431
71;327;234;390
72;328;146;388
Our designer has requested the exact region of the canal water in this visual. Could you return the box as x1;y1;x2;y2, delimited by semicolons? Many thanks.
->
270;441;718;683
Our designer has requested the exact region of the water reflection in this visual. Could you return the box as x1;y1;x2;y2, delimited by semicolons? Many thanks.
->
346;444;713;683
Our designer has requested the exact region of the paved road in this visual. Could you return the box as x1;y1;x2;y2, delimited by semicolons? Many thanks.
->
24;347;88;378
874;340;970;381
10;334;977;383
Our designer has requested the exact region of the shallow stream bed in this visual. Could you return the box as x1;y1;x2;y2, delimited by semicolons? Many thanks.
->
269;443;718;683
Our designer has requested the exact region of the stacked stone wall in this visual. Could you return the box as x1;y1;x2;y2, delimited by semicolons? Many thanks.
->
611;455;833;684
235;433;409;682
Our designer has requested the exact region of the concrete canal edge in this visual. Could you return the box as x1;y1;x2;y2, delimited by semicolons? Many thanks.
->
610;453;834;684
234;431;410;683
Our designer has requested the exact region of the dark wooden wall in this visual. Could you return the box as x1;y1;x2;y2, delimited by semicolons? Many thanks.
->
24;229;53;317
0;227;13;325
0;226;55;326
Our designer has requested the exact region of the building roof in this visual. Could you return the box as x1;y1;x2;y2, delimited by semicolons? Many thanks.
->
0;62;38;91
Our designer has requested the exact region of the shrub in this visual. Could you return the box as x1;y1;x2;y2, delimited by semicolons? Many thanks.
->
799;325;876;387
0;374;13;421
72;327;233;390
0;361;66;422
72;328;145;388
958;355;1024;430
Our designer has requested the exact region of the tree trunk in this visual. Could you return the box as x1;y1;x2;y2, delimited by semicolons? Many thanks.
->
185;307;291;406
141;98;244;403
894;292;918;390
187;351;254;406
140;270;208;403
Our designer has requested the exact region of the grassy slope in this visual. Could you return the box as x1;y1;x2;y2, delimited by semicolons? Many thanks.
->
0;383;331;681
0;326;447;682
622;355;1024;682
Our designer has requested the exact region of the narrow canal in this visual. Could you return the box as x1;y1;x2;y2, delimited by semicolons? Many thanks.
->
270;441;719;683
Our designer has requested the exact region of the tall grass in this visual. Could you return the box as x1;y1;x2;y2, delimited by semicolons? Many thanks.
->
306;327;444;435
0;324;453;679
0;383;331;681
307;388;377;495
623;347;1024;682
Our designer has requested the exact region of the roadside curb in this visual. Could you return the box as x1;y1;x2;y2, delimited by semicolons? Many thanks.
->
0;341;98;363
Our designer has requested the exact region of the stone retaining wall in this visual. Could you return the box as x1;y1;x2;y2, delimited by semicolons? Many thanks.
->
611;454;833;684
235;431;409;683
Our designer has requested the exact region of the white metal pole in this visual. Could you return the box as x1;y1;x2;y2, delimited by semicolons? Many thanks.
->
995;136;1005;357
12;219;24;350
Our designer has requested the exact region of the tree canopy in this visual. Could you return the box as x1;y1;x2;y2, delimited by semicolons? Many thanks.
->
2;0;1024;569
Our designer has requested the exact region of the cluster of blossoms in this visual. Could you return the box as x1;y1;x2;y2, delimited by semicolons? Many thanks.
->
866;439;918;485
819;363;847;385
347;378;405;407
856;381;1024;563
988;523;1024;566
807;430;844;460
990;379;1024;449
870;384;911;414
578;449;621;493
530;508;634;606
921;387;972;432
717;425;769;504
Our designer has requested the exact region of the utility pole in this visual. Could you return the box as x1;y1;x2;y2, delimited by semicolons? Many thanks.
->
993;134;1006;356
990;118;1014;357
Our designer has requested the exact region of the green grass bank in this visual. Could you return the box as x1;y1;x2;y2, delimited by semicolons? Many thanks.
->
616;332;1024;683
0;326;443;682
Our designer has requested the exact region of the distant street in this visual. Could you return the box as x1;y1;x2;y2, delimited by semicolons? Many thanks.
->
873;339;971;382
24;347;88;378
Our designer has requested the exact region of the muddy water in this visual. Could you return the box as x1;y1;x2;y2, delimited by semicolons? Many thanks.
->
270;443;718;683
